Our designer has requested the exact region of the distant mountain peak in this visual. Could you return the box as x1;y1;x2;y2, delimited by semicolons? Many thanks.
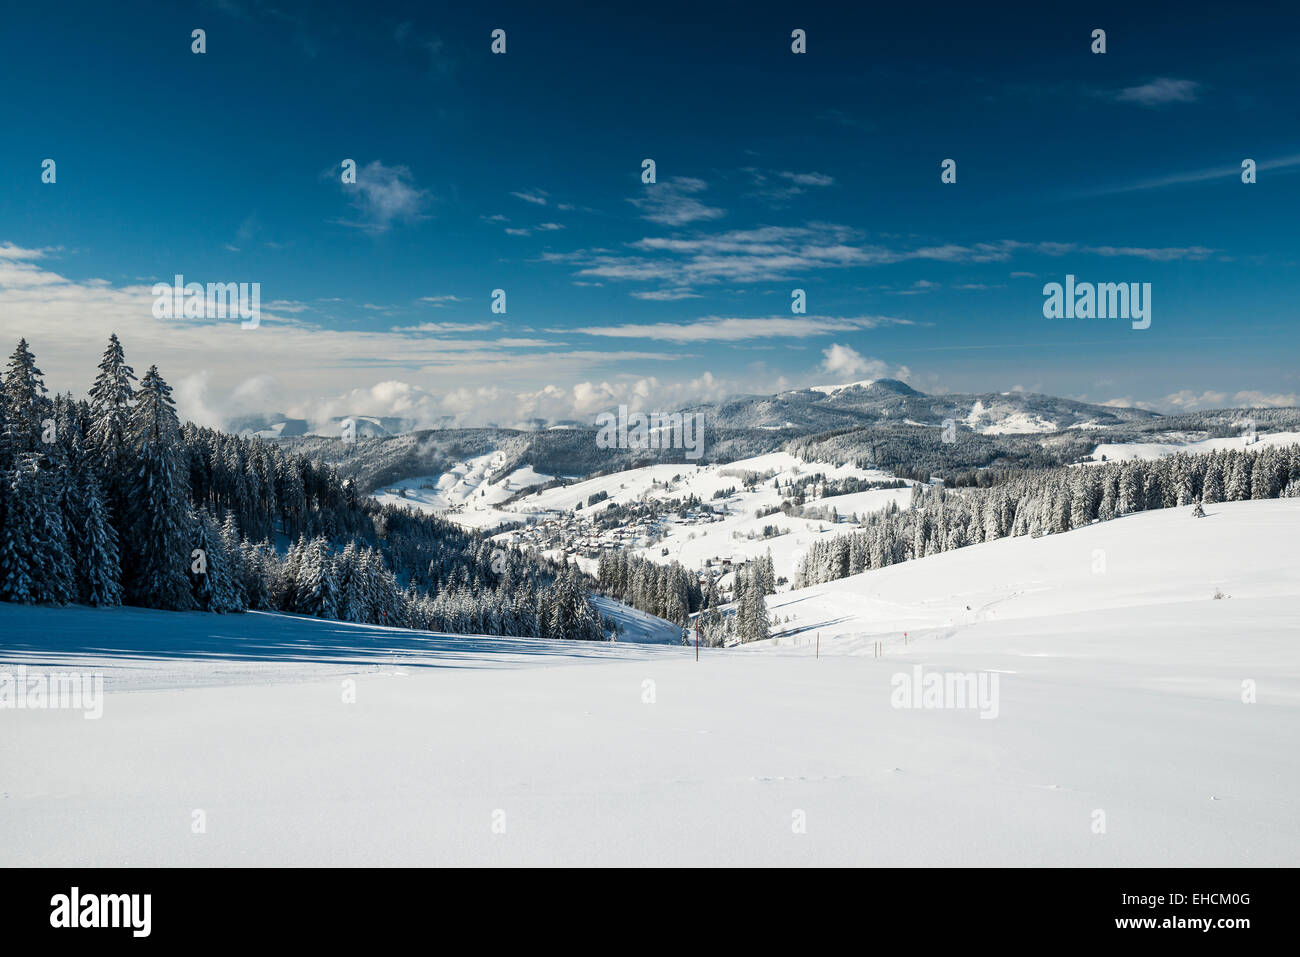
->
808;378;876;395
865;378;922;396
807;377;922;398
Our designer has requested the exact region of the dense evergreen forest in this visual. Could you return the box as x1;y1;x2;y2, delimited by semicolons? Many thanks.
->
0;336;609;641
795;442;1300;587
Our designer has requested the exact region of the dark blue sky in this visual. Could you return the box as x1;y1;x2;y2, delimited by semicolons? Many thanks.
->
2;0;1297;426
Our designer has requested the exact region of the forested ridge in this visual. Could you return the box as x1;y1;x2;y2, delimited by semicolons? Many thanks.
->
795;442;1300;587
0;336;609;641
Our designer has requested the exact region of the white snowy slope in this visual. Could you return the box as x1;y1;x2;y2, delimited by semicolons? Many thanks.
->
591;596;683;645
370;451;557;530
1;499;1297;866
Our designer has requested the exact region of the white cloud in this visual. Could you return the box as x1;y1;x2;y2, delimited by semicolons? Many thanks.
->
1152;390;1300;412
779;171;834;187
628;177;725;227
745;168;836;202
629;288;701;301
267;299;309;313
299;379;445;428
0;247;690;429
337;160;430;232
818;344;908;383
392;321;499;333
569;315;912;343
1115;78;1200;107
1229;390;1300;407
0;243;56;261
546;227;1214;290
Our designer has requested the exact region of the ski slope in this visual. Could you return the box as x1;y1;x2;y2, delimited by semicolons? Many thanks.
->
370;452;557;530
2;499;1297;866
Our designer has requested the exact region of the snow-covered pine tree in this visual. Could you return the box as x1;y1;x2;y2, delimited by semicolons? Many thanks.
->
70;469;123;607
335;542;366;622
1202;459;1223;504
0;458;38;603
188;510;217;611
189;508;244;613
28;455;75;605
86;334;137;519
3;339;52;456
1224;456;1249;501
295;536;338;619
123;366;194;610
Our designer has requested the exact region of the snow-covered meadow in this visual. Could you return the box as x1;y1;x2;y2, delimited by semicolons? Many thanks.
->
2;498;1296;866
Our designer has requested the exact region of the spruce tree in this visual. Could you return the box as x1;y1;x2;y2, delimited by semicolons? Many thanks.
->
123;366;194;610
0;459;38;603
87;334;137;517
3;339;51;455
70;470;123;607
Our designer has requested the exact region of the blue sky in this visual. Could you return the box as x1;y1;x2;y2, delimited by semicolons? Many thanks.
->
2;0;1298;427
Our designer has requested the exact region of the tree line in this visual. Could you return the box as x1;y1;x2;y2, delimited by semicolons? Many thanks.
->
0;336;609;640
795;443;1300;587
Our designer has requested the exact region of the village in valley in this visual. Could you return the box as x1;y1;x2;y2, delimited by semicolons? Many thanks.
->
371;448;918;598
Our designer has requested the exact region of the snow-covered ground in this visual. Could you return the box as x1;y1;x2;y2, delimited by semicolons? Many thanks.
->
965;399;1058;435
591;596;683;645
370;452;558;530
3;499;1296;866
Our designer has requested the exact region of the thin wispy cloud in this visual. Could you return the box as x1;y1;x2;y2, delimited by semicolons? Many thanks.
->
568;314;913;343
1076;153;1300;198
544;227;1215;289
393;21;452;76
745;168;836;202
1114;77;1200;107
629;177;725;226
394;321;499;333
336;161;431;233
630;288;701;301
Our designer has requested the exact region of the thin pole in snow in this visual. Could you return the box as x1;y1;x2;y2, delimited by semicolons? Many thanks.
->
816;631;819;658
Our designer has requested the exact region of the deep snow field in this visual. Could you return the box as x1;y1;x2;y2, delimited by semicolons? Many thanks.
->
1;499;1296;866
